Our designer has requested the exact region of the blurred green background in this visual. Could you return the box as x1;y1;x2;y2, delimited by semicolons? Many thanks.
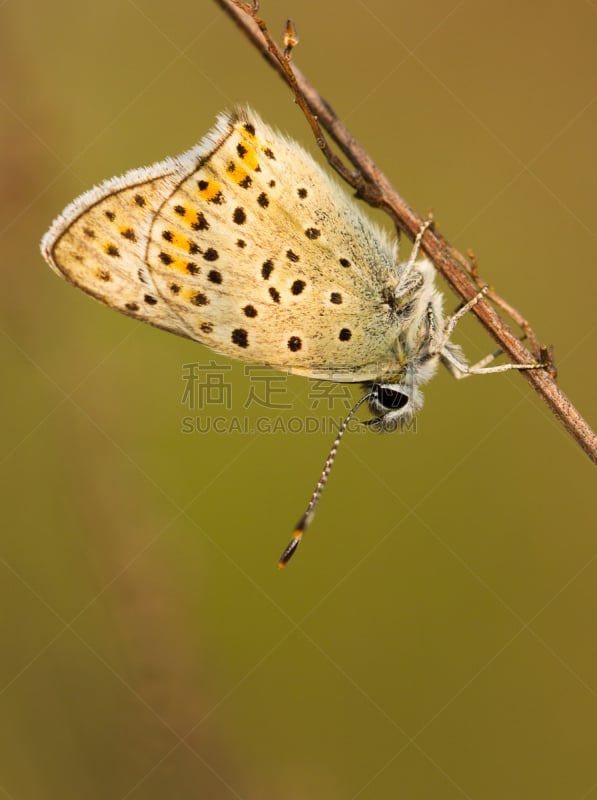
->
2;0;596;797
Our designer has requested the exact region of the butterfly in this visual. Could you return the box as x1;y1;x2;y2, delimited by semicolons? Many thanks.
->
41;107;542;565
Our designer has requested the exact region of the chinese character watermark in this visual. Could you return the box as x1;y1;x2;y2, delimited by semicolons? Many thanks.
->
181;361;232;410
178;359;419;435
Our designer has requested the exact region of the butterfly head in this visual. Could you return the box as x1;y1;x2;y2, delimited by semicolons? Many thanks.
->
364;381;422;431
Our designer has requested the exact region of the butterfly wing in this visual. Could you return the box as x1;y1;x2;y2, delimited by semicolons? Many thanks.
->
42;108;402;382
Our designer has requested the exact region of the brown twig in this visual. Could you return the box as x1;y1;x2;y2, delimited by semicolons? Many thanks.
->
215;0;597;464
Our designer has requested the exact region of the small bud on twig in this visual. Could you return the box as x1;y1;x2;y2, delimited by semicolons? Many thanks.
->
283;19;299;60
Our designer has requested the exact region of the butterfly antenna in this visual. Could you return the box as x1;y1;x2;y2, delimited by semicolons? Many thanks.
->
278;391;373;568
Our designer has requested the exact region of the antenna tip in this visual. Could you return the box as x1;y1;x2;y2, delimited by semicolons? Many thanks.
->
277;528;303;568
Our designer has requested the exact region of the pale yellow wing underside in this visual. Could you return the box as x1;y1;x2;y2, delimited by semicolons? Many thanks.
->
42;108;401;382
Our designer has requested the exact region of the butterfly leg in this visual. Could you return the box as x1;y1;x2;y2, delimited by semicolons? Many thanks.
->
443;286;490;341
441;343;545;379
404;216;434;272
440;287;545;378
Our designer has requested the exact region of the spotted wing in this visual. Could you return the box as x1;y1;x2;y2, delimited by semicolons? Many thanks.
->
42;108;401;382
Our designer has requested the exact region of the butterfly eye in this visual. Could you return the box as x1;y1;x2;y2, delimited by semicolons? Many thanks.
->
375;385;409;410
